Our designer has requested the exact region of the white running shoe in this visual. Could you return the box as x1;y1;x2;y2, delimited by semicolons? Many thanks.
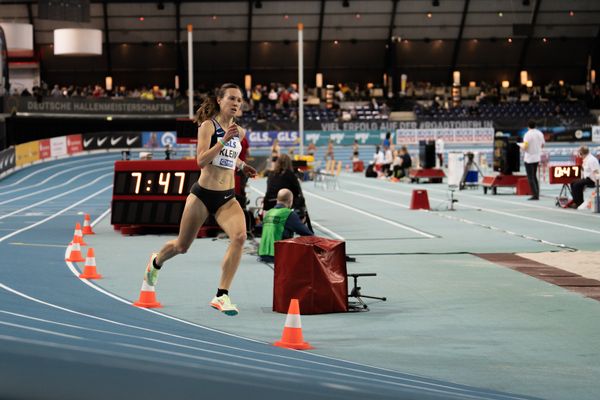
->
210;294;239;316
144;253;160;286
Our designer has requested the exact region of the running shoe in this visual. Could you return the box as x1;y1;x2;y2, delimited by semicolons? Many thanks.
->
144;253;160;286
210;294;239;316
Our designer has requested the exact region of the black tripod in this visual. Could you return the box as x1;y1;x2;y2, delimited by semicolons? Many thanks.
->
347;273;386;311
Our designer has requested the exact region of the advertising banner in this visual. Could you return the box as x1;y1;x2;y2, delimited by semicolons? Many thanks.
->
396;128;495;145
39;139;51;159
82;132;142;150
67;134;83;154
50;136;68;157
0;147;16;175
3;96;188;115
15;141;40;166
245;130;387;148
246;130;300;147
141;131;184;148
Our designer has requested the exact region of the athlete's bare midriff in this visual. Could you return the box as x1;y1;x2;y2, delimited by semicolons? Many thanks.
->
197;163;235;191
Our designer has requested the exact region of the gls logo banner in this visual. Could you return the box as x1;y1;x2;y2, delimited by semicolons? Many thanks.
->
0;147;16;175
82;133;142;150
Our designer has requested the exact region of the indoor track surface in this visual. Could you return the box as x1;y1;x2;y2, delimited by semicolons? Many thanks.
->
1;153;599;400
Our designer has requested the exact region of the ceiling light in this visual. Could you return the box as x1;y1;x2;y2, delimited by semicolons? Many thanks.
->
432;0;440;6
427;12;432;18
342;0;350;8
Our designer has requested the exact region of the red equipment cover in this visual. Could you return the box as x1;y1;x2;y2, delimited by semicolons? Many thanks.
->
273;236;348;314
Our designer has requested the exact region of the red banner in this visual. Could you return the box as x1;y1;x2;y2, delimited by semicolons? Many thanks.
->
67;134;83;154
39;139;51;159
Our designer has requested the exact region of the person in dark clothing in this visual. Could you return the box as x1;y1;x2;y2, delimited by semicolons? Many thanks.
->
263;153;304;212
392;146;412;179
258;189;313;263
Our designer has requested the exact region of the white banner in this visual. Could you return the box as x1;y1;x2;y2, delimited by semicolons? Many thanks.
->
396;128;494;145
50;136;67;157
592;125;600;143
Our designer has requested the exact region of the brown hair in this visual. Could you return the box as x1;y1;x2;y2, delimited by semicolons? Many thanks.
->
274;153;293;175
194;83;241;125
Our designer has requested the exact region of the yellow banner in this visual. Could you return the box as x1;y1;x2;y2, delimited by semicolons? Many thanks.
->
15;141;40;167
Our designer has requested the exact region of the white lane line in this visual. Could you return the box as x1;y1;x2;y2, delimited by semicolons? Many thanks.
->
0;154;117;190
303;190;436;239
341;189;410;209
0;173;113;222
0;183;112;243
246;185;344;240
9;242;66;248
91;208;111;228
0;160;114;197
341;187;570;249
310;221;345;240
343;180;600;235
0;320;82;339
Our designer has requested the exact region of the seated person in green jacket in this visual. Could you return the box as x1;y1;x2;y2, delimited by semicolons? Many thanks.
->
258;188;313;263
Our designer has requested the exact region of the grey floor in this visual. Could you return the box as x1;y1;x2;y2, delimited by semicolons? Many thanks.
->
87;172;600;400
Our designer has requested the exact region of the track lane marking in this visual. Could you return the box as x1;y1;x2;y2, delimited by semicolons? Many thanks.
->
0;173;113;222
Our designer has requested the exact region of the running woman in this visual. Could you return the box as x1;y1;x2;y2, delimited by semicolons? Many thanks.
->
143;83;257;316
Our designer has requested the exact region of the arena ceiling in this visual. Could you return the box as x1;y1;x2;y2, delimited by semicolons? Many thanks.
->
1;0;599;46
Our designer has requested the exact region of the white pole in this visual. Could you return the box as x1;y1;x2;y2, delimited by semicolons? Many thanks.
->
187;24;194;119
298;23;304;155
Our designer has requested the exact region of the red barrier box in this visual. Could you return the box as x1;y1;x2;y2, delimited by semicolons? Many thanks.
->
353;160;364;172
273;236;348;314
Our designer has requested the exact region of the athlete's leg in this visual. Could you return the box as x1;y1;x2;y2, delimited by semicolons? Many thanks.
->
155;194;209;266
214;199;247;290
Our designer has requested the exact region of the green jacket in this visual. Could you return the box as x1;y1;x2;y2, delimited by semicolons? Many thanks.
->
258;207;294;257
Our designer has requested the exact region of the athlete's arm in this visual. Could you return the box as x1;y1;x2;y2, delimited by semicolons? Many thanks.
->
235;127;257;177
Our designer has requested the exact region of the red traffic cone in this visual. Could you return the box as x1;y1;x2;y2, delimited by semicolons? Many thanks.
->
82;214;95;235
66;242;85;262
79;247;102;279
410;189;430;210
133;280;162;308
273;299;313;350
71;223;87;246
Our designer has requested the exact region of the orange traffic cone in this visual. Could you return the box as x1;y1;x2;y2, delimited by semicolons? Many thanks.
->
79;247;102;279
133;280;162;308
66;241;85;262
82;214;95;235
273;299;313;350
71;223;87;246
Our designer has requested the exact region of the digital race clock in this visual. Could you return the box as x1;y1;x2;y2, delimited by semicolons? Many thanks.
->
549;165;581;185
111;159;200;227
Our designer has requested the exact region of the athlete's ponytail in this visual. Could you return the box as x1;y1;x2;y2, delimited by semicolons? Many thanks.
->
194;83;241;125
